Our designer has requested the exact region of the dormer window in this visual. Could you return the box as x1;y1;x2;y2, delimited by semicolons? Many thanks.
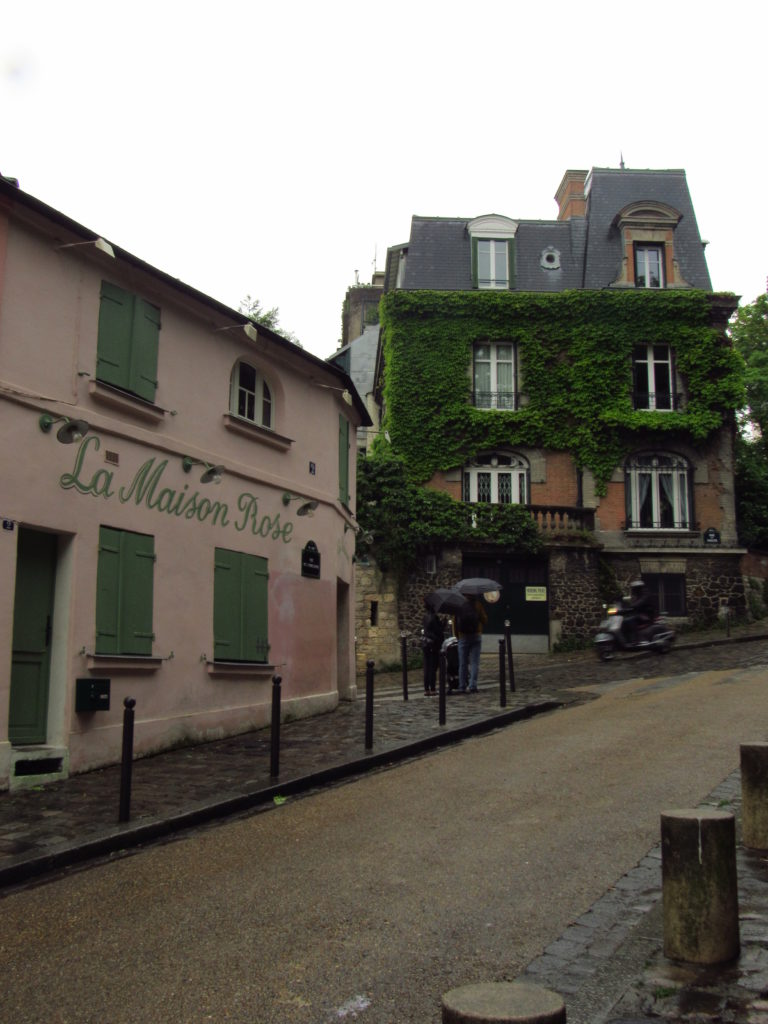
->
610;201;689;290
477;239;509;289
634;244;664;289
469;215;518;291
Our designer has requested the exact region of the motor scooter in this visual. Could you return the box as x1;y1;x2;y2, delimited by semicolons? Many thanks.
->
594;599;675;661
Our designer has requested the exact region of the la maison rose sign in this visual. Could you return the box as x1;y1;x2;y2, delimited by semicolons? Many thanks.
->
57;434;295;543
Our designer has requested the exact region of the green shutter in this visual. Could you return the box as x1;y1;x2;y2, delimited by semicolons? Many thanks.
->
130;298;161;402
95;527;121;654
243;554;269;662
214;548;269;662
214;547;240;660
121;531;155;655
97;281;159;403
338;414;350;505
97;282;134;392
507;238;516;290
95;527;154;655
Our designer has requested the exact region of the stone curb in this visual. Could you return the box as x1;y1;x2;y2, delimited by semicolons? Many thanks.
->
0;698;561;890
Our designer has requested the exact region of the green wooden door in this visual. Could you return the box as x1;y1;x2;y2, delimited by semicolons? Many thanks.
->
9;529;58;744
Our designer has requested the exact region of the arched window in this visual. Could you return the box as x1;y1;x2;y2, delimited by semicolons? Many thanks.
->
231;361;272;429
463;452;529;505
625;453;691;529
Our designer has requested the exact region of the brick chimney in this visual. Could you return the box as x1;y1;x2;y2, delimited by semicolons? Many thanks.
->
555;170;588;221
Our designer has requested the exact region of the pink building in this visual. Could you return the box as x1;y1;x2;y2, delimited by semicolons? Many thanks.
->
0;176;370;791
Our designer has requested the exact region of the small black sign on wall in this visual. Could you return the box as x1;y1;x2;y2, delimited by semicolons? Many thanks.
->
302;541;321;578
703;527;721;546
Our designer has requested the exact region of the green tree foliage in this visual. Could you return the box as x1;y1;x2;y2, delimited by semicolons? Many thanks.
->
730;293;768;441
731;294;768;548
239;294;301;346
356;450;541;577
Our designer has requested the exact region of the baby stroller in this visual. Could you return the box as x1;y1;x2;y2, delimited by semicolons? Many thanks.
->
441;635;459;690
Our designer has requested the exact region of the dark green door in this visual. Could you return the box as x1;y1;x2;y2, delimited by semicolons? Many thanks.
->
9;529;58;744
462;554;549;636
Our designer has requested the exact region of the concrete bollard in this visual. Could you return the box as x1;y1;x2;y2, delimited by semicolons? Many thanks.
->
442;982;566;1024
741;742;768;849
661;808;740;964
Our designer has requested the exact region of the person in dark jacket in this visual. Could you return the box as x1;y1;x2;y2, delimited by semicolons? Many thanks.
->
623;579;656;643
422;597;444;696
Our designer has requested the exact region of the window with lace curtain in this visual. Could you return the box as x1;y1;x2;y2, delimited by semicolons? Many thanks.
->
625;453;691;529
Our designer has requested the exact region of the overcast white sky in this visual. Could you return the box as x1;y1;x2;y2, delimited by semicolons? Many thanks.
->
3;1;765;358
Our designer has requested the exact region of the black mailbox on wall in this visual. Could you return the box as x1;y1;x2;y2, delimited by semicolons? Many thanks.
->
75;678;111;712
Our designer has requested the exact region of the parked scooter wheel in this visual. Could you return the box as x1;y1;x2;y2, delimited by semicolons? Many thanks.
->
596;638;616;661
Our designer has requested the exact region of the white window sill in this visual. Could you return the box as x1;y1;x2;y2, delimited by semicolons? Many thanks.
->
206;661;276;679
222;414;293;450
86;654;162;672
89;380;165;423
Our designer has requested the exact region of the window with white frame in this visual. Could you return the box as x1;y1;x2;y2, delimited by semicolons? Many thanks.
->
625;453;691;529
468;215;517;291
463;452;528;504
476;239;509;289
632;343;676;410
231;361;272;428
473;341;518;409
634;244;665;288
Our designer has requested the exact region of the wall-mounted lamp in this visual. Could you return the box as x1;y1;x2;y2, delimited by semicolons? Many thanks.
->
282;492;319;516
312;381;354;406
182;456;225;484
55;237;115;258
39;413;90;444
214;323;260;343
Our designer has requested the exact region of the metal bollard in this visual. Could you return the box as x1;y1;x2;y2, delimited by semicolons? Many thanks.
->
365;659;375;750
270;675;282;778
400;632;409;701
504;619;516;693
118;697;136;823
498;638;507;707
438;648;446;726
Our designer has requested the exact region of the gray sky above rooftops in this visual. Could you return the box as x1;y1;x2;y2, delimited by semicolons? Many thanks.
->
2;1;764;358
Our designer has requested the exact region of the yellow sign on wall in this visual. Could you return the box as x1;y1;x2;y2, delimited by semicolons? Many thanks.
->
525;586;547;602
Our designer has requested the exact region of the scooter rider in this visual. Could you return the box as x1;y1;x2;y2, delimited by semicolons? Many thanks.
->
622;579;655;645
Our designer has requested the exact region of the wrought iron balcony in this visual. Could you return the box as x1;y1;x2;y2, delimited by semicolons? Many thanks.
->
631;391;686;412
472;391;522;411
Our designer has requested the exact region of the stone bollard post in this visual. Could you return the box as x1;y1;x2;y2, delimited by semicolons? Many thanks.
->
442;982;566;1024
741;742;768;849
661;808;740;964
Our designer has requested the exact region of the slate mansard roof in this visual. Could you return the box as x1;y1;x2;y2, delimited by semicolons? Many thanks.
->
390;166;712;293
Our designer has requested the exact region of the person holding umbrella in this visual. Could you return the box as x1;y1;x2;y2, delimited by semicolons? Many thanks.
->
421;596;444;696
454;596;487;693
453;578;500;693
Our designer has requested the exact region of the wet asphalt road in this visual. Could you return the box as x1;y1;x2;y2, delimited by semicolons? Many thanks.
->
3;638;768;1024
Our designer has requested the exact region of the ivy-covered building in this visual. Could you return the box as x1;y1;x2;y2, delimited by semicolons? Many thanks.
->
363;166;744;656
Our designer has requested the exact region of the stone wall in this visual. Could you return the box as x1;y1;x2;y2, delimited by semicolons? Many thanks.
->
547;546;604;644
602;552;746;624
354;560;400;673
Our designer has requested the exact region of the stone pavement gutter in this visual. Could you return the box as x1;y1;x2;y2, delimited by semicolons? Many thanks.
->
1;624;764;893
0;679;567;891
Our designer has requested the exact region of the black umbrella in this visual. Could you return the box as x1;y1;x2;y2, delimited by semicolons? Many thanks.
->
455;577;503;596
425;588;470;614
